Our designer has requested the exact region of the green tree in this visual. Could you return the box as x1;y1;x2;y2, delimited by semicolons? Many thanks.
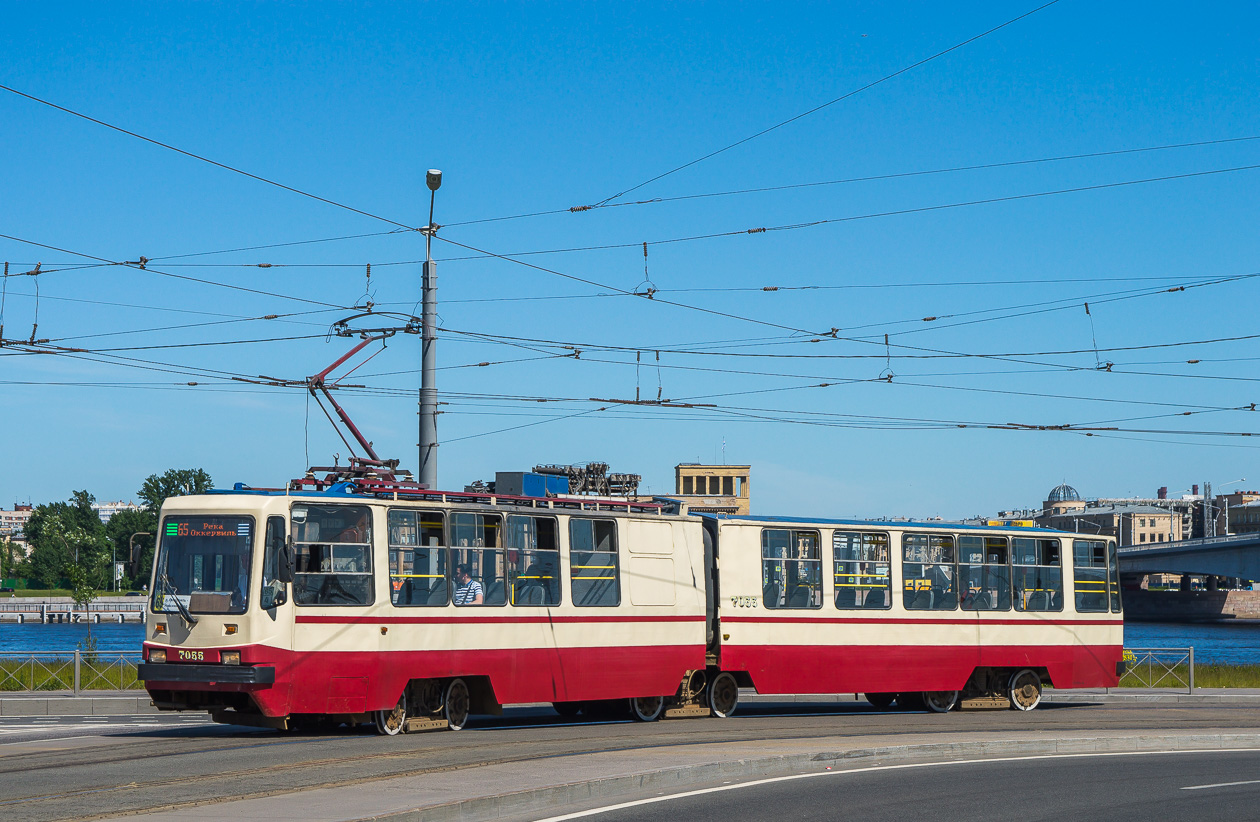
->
106;508;158;589
25;505;108;589
139;468;214;513
0;536;25;582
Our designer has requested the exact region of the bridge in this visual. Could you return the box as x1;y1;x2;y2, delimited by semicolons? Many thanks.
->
1118;532;1260;580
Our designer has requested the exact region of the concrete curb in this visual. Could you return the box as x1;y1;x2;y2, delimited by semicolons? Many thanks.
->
0;693;154;716
381;732;1260;822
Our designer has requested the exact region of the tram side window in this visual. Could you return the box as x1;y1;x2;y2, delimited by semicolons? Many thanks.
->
833;531;891;609
1013;538;1062;612
451;512;506;606
1108;541;1122;613
506;515;561;606
762;529;822;609
570;518;620;606
259;515;286;609
959;536;1011;611
388;510;448;607
290;504;374;606
903;534;956;610
1073;539;1109;612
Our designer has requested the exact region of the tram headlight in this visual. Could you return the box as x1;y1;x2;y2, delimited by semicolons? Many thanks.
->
149;649;167;663
221;651;241;665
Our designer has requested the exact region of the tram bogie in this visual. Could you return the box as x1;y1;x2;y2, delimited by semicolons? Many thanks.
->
138;485;1121;732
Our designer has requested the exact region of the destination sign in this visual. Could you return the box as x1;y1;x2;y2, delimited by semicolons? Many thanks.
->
163;518;252;539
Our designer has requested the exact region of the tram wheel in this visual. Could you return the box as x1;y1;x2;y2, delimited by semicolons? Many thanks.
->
864;693;897;710
552;701;583;718
1007;669;1043;711
922;691;959;713
630;695;666;722
444;678;470;731
708;672;739;718
373;692;408;736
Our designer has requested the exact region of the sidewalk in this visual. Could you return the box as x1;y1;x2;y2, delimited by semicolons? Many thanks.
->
127;727;1260;822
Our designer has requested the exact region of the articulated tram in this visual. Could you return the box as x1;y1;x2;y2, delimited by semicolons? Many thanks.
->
138;482;1124;733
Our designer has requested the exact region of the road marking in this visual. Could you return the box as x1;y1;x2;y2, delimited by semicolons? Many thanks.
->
1183;778;1260;791
531;748;1260;822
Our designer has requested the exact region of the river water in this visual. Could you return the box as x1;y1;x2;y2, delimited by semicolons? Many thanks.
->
3;621;1260;665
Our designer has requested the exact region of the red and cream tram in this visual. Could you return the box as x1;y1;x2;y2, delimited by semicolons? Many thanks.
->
138;483;1123;732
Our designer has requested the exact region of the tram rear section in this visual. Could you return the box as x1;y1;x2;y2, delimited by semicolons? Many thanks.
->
138;483;1124;732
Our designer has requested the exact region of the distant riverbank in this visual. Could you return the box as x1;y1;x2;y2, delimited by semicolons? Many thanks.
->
3;617;1260;665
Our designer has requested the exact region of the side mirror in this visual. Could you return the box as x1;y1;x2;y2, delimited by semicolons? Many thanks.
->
277;537;294;584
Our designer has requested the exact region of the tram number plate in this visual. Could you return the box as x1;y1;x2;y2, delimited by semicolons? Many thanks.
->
174;649;219;663
729;596;759;609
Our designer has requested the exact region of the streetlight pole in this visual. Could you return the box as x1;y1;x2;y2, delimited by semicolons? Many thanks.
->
1217;478;1246;535
127;532;151;592
418;169;442;489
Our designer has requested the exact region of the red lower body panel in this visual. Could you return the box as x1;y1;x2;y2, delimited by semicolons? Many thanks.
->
722;643;1123;693
144;642;704;717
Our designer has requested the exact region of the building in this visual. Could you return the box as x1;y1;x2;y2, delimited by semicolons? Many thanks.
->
1038;492;1184;546
92;500;141;524
671;464;750;515
1214;490;1260;535
1043;483;1087;516
0;504;33;537
1223;495;1260;535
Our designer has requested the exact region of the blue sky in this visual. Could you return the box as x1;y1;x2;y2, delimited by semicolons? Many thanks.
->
3;2;1260;517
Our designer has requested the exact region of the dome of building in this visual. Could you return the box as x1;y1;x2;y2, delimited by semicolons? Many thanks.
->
1047;483;1081;503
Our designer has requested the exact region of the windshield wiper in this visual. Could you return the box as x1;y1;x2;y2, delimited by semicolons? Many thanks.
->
160;573;198;628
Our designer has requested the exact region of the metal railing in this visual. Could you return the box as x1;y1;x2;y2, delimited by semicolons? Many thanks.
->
0;651;144;694
1120;646;1195;693
0;602;145;612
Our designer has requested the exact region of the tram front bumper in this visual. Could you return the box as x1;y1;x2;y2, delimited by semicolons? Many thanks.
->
138;662;276;685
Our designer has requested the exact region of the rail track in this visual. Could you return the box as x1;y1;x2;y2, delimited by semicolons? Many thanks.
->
4;701;1260;822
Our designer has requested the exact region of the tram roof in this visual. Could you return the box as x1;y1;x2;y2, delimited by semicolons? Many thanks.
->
699;513;1071;536
194;482;677;516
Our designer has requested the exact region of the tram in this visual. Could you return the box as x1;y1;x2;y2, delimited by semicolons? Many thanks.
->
137;478;1124;733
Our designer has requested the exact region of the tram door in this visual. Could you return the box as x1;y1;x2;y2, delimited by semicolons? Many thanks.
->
259;514;297;706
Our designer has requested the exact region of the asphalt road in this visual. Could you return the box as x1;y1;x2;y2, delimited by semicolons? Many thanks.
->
534;749;1260;822
2;701;1259;822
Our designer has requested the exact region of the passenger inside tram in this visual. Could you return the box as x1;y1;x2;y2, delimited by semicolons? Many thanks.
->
453;563;484;605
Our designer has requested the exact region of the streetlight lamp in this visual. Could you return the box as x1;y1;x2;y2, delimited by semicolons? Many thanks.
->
418;169;442;489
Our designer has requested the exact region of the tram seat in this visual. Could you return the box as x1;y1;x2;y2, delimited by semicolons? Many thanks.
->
1079;593;1106;611
1049;592;1061;610
971;592;992;610
835;587;858;608
863;588;886;608
763;581;782;609
426;579;448;605
787;586;811;608
1026;591;1050;611
518;584;545;606
909;589;933;609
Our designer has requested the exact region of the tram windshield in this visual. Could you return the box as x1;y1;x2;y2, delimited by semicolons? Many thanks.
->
152;516;255;615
